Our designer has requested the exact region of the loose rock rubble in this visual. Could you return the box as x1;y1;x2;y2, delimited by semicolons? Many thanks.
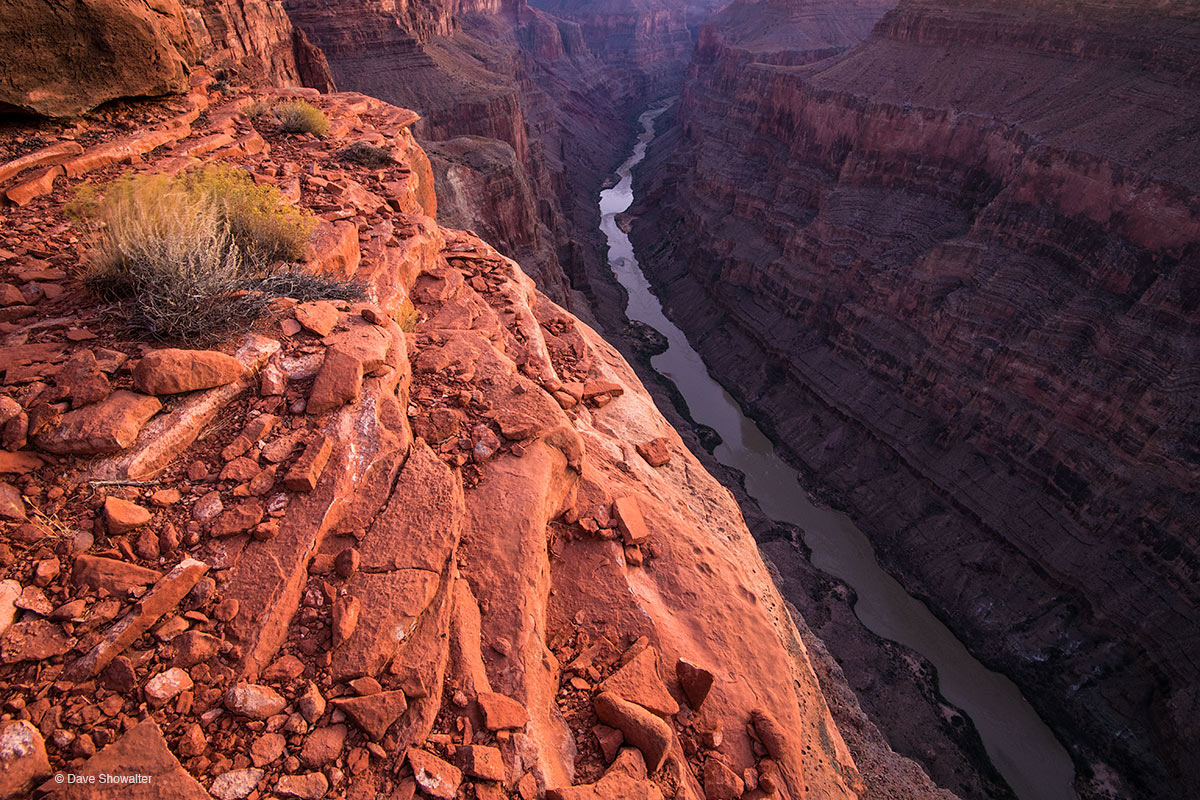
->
0;75;864;800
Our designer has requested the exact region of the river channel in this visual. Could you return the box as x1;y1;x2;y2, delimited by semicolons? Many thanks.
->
600;105;1077;800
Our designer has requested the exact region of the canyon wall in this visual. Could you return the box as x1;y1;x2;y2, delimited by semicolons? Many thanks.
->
179;0;334;89
282;0;705;315
0;55;938;799
631;1;1200;798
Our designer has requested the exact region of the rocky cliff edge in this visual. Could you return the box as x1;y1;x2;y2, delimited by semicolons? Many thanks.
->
0;76;865;800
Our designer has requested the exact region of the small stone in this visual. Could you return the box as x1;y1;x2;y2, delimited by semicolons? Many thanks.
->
635;437;671;467
101;656;137;692
477;691;529;731
145;667;193;705
456;744;505;781
214;598;240;621
0;482;26;521
192;490;224;521
332;595;360;648
0;619;75;662
332;690;407;741
210;500;264;537
334;547;360;578
134;528;160;561
349;676;382;696
703;756;745;800
276;771;329;799
104;494;152;532
173;630;222;667
408;748;462;800
284;433;332;492
178;722;207;758
263;653;306;681
210;767;264;800
0;720;51;797
225;684;288;719
592;691;673;771
32;557;60;587
295;301;339;336
593;724;623;763
300;723;346;767
251;732;287;767
677;659;714;710
297;682;326;723
612;496;651;545
150;488;182;506
133;349;244;395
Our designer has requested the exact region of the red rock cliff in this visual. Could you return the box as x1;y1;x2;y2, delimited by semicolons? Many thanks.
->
0;67;901;799
631;1;1200;797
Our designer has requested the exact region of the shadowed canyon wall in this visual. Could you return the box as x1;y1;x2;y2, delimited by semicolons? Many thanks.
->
282;0;716;315
630;1;1200;797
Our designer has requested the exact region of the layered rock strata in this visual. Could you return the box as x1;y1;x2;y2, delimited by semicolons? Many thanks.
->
282;0;718;318
0;78;889;800
631;1;1200;797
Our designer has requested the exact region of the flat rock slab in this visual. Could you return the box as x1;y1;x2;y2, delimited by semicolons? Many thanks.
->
134;348;245;395
0;720;51;798
34;390;161;455
41;718;210;799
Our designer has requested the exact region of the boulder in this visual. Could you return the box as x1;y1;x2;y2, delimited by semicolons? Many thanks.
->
0;0;195;118
133;349;245;395
34;390;161;455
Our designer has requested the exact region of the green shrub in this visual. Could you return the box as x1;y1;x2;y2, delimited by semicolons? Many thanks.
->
186;164;315;264
337;142;395;168
277;100;330;138
71;168;361;341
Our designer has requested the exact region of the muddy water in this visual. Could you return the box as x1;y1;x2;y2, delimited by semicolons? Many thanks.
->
601;106;1077;800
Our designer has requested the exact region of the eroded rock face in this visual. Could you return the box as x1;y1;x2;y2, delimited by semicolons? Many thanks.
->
0;0;196;117
631;1;1200;796
0;63;954;799
179;0;334;89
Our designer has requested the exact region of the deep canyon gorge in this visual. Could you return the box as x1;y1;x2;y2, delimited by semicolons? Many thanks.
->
0;0;1196;799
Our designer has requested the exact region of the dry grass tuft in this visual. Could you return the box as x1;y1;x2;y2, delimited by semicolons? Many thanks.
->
70;167;363;341
337;142;395;168
277;100;330;138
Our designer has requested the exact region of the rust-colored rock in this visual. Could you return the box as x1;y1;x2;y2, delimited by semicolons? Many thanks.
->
676;659;714;711
0;0;194;117
591;692;672;772
40;718;209;798
34;390;161;454
283;433;332;491
0;720;51;798
407;748;461;800
72;555;162;595
598;645;678;718
477;691;529;731
133;348;245;395
333;690;408;741
104;495;151;534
